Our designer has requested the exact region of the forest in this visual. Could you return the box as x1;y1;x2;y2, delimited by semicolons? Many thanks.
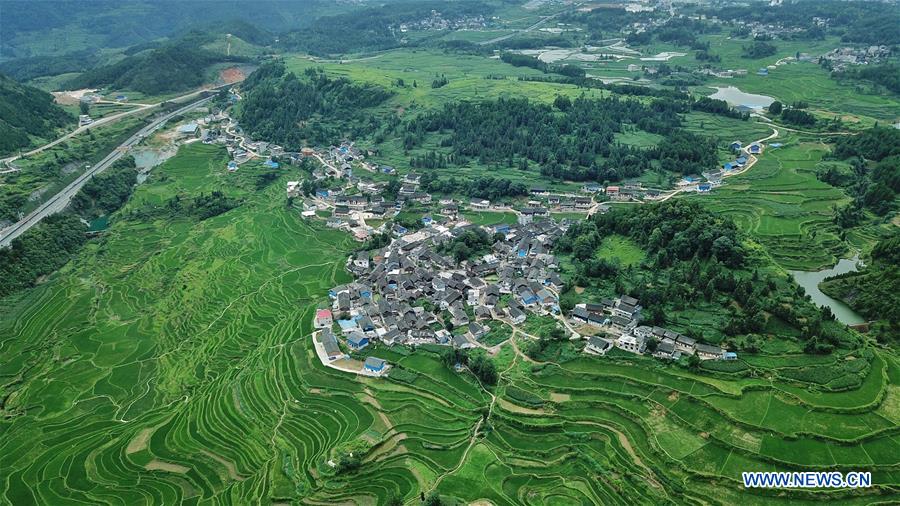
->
65;33;245;95
555;201;854;354
238;62;393;148
833;64;900;95
70;157;138;219
0;73;73;155
279;1;493;56
404;95;717;182
820;231;899;344
707;0;900;45
419;174;528;201
827;127;900;218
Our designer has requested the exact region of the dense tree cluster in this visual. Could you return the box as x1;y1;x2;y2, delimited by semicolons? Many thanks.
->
556;201;853;353
833;65;900;95
0;50;96;82
821;232;900;344
0;73;73;155
499;53;585;79
779;108;816;127
0;214;87;297
824;129;900;218
70;157;138;219
707;0;900;45
66;32;244;95
440;347;498;385
436;227;495;263
280;1;493;56
741;40;777;59
404;95;716;182
238;62;393;148
419;173;527;201
833;127;900;162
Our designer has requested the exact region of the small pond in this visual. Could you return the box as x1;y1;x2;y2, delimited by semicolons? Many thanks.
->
709;86;775;110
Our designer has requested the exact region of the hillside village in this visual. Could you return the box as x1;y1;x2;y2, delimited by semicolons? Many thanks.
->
312;212;735;376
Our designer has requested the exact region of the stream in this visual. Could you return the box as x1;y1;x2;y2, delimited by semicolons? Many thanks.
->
788;254;865;325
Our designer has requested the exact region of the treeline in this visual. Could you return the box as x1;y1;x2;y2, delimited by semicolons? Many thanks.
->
821;232;899;344
0;157;138;298
142;191;241;221
0;73;73;156
626;17;718;50
833;64;900;95
741;40;777;59
238;62;392;148
556;201;852;353
420;173;527;201
825;127;900;219
70;158;138;219
436;227;494;262
404;95;717;182
708;0;900;45
440;347;498;385
279;1;493;56
499;53;585;79
0;214;87;298
66;32;245;95
0;50;97;82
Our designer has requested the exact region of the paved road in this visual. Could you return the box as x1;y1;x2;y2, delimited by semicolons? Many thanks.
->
479;11;564;46
1;86;225;167
0;95;216;248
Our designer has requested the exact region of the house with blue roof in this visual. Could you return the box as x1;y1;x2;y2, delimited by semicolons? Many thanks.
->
422;216;433;226
227;161;238;172
348;333;369;350
264;159;280;169
698;183;712;192
338;319;358;332
749;143;761;154
723;162;735;171
364;357;386;373
316;189;329;198
736;156;748;165
730;141;742;151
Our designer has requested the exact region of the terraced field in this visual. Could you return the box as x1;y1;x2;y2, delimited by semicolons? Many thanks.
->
2;144;899;504
699;137;851;270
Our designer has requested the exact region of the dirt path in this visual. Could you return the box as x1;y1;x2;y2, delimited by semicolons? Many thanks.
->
426;350;520;495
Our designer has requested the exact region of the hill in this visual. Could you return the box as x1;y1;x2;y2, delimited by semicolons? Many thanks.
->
64;33;246;95
0;73;73;155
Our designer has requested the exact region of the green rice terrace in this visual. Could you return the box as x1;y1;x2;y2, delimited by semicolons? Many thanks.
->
1;143;899;504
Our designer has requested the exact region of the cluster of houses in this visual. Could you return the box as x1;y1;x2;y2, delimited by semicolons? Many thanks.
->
310;211;736;373
573;298;735;362
316;218;569;358
821;45;892;71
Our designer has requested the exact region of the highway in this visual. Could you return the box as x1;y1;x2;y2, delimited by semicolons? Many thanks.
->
0;94;215;248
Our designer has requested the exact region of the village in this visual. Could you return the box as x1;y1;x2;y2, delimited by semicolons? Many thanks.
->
163;91;745;377
309;208;735;377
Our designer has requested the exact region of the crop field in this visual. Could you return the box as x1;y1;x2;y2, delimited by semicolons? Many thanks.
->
594;234;645;267
2;144;900;503
695;137;851;270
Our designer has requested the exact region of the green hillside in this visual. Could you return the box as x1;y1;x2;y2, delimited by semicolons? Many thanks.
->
65;33;247;96
0;73;72;155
